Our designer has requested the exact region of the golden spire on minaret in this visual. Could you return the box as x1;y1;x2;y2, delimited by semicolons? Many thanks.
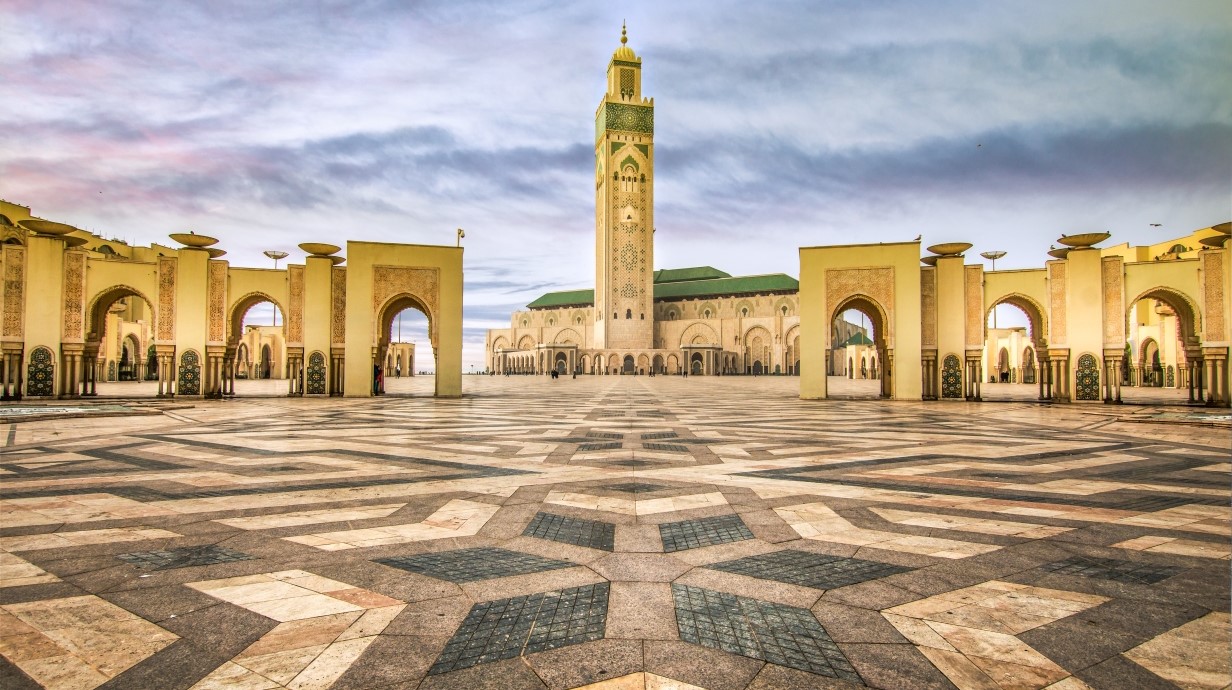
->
613;20;637;61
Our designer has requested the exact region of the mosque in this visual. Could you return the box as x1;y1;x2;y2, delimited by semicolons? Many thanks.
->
486;27;1231;407
486;27;833;377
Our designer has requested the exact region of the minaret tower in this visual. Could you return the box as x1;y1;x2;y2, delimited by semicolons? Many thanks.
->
594;22;655;350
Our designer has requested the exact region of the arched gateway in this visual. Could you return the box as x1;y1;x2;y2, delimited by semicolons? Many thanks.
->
0;220;463;399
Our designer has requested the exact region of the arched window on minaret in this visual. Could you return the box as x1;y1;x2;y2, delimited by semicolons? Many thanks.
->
625;308;632;319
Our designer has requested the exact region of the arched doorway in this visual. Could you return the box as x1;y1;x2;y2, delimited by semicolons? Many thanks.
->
623;355;635;374
980;296;1044;402
690;352;703;375
378;298;435;396
652;354;664;374
828;301;888;399
555;352;568;374
226;293;288;398
86;288;160;398
1124;287;1201;404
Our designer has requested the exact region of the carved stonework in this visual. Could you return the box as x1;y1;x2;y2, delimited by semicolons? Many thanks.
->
964;266;982;348
2;247;24;339
1201;251;1226;342
920;268;936;348
331;267;346;345
287;265;304;344
157;257;176;341
207;261;226;343
1101;257;1125;344
372;266;440;343
1048;262;1067;344
62;251;86;341
825;267;894;338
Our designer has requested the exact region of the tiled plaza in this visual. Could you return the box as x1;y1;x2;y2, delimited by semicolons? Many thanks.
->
1;376;1229;690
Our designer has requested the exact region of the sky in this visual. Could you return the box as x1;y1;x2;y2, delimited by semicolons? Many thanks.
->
2;1;1229;371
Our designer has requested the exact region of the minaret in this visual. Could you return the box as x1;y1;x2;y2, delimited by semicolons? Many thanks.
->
594;22;655;351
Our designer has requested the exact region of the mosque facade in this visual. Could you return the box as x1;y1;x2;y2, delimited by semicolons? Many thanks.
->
486;28;812;377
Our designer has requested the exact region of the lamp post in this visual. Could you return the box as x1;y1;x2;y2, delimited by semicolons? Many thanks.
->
456;228;465;247
263;251;289;326
980;251;1006;329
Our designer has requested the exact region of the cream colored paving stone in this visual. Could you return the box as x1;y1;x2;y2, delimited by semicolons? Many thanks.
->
0;595;178;690
217;504;406;530
282;498;499;550
188;570;407;690
1123;612;1231;690
884;581;1108;690
0;526;180;552
0;551;61;587
870;507;1073;538
775;502;1000;558
1113;535;1232;559
546;490;729;516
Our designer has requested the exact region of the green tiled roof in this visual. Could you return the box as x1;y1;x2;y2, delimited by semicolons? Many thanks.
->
841;332;874;347
526;270;798;309
653;266;731;283
652;273;799;300
525;289;595;309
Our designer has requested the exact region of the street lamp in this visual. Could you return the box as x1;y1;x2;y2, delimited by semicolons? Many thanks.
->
456;228;465;247
263;251;289;326
263;250;289;269
980;251;1006;329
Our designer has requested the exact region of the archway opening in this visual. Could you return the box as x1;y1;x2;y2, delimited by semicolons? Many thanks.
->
828;304;884;399
623;355;635;374
379;299;435;396
1122;289;1198;405
88;290;159;398
980;299;1037;401
230;296;286;397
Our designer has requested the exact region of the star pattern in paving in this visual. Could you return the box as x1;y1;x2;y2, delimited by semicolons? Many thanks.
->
0;376;1226;690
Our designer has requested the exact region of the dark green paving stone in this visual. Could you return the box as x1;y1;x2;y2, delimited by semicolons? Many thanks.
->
586;432;623;439
116;544;255;570
641;432;678;439
644;443;690;453
606;482;669;494
671;584;863;683
660;514;754;552
428;582;610;675
377;547;575;583
523;512;615;551
1039;555;1187;584
578;442;622;452
707;550;914;589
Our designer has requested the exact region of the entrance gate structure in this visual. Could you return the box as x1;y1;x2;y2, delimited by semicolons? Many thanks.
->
0;218;462;399
799;231;1230;406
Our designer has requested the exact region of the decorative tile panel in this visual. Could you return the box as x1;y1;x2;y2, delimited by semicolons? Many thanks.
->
306;350;327;394
178;349;201;395
26;346;53;396
941;353;962;398
1075;353;1100;400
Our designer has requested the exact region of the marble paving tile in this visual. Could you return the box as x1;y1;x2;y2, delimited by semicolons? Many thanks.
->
0;525;180;552
282;499;498;550
1112;535;1231;559
870;507;1073;539
186;569;405;689
0;552;60;587
884;580;1108;690
1122;611;1231;690
545;490;729;516
0;594;179;689
776;502;1001;559
215;503;406;530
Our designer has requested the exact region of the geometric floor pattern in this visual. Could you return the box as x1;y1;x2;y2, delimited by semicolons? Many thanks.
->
0;376;1228;690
